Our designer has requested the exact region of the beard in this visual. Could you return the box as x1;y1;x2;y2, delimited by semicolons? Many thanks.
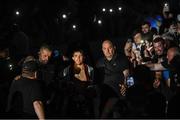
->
40;59;48;64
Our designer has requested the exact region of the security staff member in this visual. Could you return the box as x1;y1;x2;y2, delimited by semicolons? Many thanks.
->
96;40;129;118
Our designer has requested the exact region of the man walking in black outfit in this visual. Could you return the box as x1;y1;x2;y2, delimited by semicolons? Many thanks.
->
96;40;129;118
7;56;45;119
36;44;58;117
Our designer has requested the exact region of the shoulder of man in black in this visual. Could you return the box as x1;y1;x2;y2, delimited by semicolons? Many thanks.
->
170;55;180;71
116;53;129;71
30;80;44;102
96;57;105;68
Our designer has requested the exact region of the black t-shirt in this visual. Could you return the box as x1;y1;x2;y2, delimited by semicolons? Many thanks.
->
7;77;43;116
96;53;129;95
37;63;55;86
37;63;56;101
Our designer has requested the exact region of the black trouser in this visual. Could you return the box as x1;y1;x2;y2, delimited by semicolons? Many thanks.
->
60;86;95;118
99;84;119;118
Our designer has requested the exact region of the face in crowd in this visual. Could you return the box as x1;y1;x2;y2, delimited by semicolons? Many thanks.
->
39;48;52;64
153;41;165;56
169;23;178;33
167;47;179;64
72;51;84;65
141;23;151;34
133;33;142;44
102;40;115;60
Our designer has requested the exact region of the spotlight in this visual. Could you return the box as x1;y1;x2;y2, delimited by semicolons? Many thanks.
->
62;14;67;19
9;64;13;70
118;7;122;11
15;11;20;16
72;24;77;30
109;9;113;13
164;3;168;6
73;25;76;28
102;8;106;12
98;20;102;25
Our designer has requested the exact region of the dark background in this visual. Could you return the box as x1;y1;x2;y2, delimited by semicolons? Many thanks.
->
0;0;179;60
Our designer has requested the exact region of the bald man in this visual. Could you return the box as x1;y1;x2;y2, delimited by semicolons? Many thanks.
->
96;39;129;118
167;47;180;64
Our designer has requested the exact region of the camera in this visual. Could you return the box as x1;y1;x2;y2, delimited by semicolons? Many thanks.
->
53;50;60;58
126;76;134;87
163;3;169;12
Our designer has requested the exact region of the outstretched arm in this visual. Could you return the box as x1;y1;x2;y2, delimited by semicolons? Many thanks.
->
145;63;166;71
33;100;45;120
